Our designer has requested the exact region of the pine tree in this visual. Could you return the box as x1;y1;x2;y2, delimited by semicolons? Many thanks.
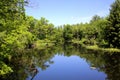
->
105;0;120;48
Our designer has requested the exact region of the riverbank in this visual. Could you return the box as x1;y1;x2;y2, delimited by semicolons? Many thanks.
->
34;40;55;50
72;40;120;53
85;45;120;53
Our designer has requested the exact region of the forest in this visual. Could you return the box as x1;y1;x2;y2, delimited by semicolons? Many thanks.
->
0;0;120;76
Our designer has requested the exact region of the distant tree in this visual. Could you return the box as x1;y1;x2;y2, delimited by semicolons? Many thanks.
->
90;15;101;23
63;24;73;42
33;17;55;40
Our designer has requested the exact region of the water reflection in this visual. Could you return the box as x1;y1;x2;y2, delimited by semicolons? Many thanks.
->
102;53;120;80
1;44;120;80
26;63;38;80
32;55;106;80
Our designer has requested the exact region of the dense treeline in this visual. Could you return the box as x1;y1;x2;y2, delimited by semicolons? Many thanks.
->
0;0;31;75
0;0;120;75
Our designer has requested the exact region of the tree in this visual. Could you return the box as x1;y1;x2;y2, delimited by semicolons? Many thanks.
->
33;17;54;40
105;0;120;48
90;15;101;23
63;24;73;42
0;0;32;75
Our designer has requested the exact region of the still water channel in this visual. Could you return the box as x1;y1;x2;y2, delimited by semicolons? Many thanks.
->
2;44;120;80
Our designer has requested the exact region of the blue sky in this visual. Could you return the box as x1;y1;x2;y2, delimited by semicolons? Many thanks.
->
25;0;114;26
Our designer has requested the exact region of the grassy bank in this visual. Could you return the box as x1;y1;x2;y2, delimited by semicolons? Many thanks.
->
72;39;120;53
85;45;120;53
34;40;55;50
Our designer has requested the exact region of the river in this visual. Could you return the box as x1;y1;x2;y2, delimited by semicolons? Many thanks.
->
2;44;120;80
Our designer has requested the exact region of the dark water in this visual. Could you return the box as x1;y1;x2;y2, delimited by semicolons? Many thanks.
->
1;44;120;80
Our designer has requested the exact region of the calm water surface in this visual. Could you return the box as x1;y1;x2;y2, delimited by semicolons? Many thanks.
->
2;44;120;80
26;54;106;80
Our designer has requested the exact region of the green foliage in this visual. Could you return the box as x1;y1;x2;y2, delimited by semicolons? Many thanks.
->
32;17;55;40
72;25;83;40
0;0;33;75
90;15;102;23
0;0;119;76
0;61;13;75
63;24;73;42
105;0;120;48
90;18;108;46
67;17;107;46
53;27;64;43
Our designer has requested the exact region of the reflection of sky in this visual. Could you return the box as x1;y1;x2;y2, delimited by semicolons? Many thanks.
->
27;54;106;80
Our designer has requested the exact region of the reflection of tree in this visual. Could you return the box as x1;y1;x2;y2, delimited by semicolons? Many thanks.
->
1;45;63;80
26;59;38;80
1;44;120;80
63;43;120;80
81;52;120;80
103;53;120;80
